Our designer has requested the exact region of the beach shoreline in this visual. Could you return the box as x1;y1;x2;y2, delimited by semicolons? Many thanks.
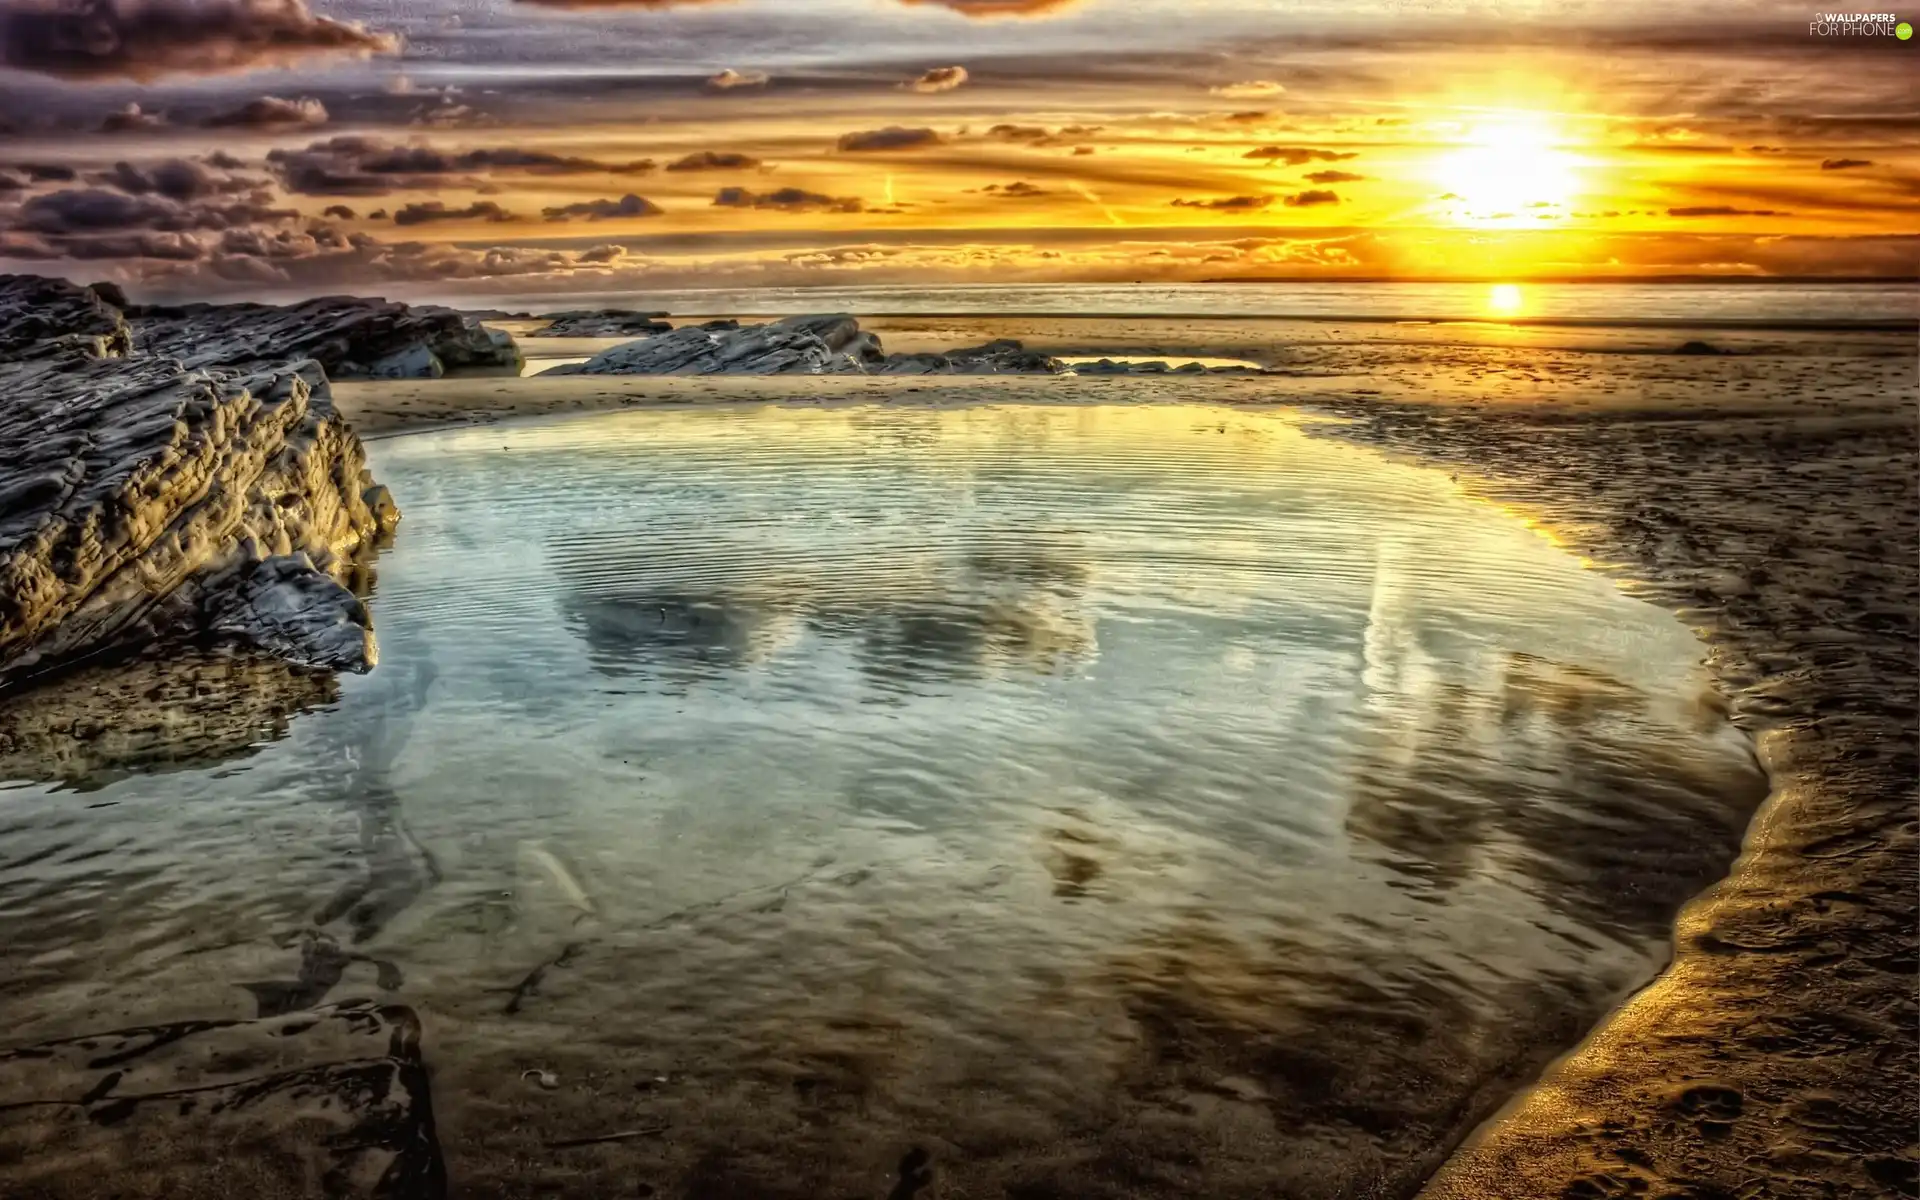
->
332;323;1917;1198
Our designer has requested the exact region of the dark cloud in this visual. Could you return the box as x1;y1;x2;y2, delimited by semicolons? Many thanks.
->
1171;194;1273;210
205;95;328;129
322;204;355;220
983;122;1100;145
1667;205;1790;217
837;126;944;152
267;136;657;196
0;171;28;193
100;102;165;133
1246;146;1358;165
1820;158;1874;170
712;186;862;213
542;193;663;221
6;163;77;182
665;150;763;172
981;181;1048;198
0;0;397;81
1305;170;1365;184
907;65;968;93
1283;189;1340;207
13;187;295;234
90;158;265;202
392;200;518;226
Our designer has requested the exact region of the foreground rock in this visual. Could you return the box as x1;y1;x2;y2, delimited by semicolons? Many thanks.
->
529;308;673;338
0;275;398;690
548;314;1069;376
129;294;522;379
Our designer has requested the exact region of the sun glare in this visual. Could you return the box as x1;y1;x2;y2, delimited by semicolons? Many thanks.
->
1435;115;1583;226
1488;283;1524;316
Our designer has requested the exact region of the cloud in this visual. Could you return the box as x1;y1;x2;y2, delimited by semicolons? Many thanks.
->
1246;146;1359;165
837;126;944;152
981;181;1048;198
712;186;862;213
5;162;76;182
706;68;768;90
1209;80;1284;98
392;200;517;226
1171;195;1273;210
100;103;165;133
542;193;664;221
665;150;763;172
0;0;397;80
90;157;265;201
267;136;656;195
1305;170;1365;184
1666;205;1789;217
1820;158;1874;170
13;187;294;234
1283;189;1340;207
907;65;968;93
322;204;356;220
205;95;328;129
894;0;1078;15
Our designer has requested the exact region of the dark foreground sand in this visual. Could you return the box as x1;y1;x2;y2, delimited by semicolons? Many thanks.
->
332;325;1913;1198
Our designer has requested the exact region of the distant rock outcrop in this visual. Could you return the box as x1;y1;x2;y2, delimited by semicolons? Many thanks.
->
530;309;674;338
0;275;399;691
127;294;523;379
549;315;1069;376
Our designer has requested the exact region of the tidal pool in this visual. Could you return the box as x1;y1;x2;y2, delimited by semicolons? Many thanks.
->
0;405;1766;1199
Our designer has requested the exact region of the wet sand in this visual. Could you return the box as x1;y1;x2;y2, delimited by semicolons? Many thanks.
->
322;321;1914;1197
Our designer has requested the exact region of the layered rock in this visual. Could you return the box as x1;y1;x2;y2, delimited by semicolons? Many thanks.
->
548;314;1068;376
530;308;674;338
0;273;131;360
0;275;398;691
128;294;522;379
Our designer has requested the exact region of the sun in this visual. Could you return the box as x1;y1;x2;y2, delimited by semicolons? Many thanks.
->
1434;115;1583;226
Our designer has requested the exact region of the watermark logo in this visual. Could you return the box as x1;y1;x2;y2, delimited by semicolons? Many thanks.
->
1809;11;1911;35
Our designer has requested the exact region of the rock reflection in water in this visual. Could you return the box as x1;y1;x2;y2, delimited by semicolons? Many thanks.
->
0;644;337;789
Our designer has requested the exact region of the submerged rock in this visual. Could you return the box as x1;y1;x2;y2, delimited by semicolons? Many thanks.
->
550;315;1067;376
0;276;398;690
128;293;522;379
530;308;674;338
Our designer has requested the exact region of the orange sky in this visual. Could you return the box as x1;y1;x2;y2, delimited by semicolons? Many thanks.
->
0;0;1913;296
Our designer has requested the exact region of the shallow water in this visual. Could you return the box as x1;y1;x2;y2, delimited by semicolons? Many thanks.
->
0;405;1767;1197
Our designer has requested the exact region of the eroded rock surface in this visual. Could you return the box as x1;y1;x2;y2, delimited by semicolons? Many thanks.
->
0;275;398;690
549;314;1070;376
0;274;130;360
129;294;522;379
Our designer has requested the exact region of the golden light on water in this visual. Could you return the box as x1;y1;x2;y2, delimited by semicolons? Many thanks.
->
1488;283;1524;316
1435;115;1585;227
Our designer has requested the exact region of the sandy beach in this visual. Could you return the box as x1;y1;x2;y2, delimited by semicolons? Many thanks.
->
330;318;1918;1199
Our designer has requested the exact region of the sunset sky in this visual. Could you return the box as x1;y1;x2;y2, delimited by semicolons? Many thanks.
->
0;0;1914;300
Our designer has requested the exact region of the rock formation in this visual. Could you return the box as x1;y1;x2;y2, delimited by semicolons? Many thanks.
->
0;275;398;691
128;293;522;379
548;314;1069;376
530;308;674;338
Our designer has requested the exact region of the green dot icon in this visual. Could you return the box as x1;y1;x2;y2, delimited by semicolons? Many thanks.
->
1899;21;1914;39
